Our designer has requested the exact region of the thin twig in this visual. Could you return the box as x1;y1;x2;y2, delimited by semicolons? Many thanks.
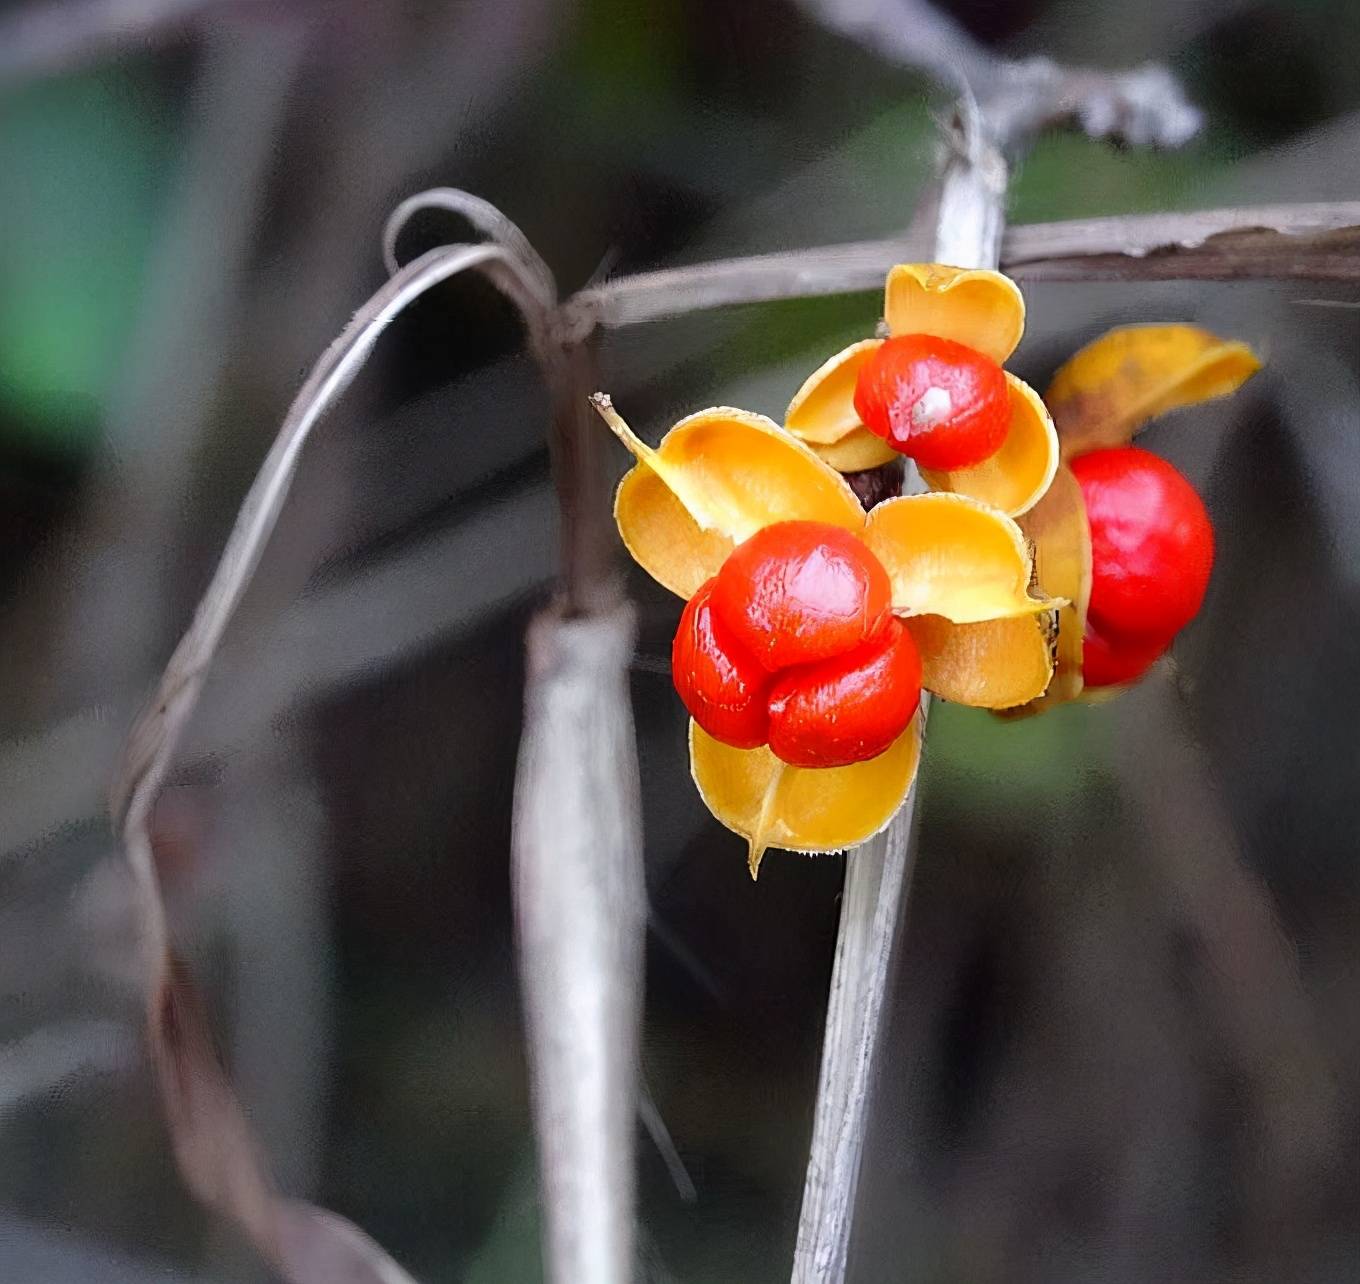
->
638;1079;698;1204
109;240;553;1284
565;201;1360;333
792;795;926;1282
383;187;556;302
794;0;1202;146
111;242;549;835
1007;221;1360;282
792;109;1008;1284
383;192;617;614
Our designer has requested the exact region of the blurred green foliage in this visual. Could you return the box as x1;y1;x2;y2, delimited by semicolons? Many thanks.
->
0;64;173;457
570;0;687;131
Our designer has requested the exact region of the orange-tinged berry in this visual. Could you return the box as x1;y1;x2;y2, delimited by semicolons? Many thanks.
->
1072;446;1214;644
1082;624;1167;689
767;618;922;768
853;333;1010;471
710;521;891;672
672;580;772;748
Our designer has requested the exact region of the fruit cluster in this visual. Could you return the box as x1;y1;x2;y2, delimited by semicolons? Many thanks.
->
674;521;921;768
596;265;1260;868
852;328;1220;689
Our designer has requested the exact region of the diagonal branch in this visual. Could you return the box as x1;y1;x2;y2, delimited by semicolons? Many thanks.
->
112;242;550;844
564;201;1360;332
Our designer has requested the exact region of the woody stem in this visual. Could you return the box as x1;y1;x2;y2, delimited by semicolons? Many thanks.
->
791;103;1010;1284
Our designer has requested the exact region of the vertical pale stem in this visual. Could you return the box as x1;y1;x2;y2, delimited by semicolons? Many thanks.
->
513;313;645;1279
934;123;1009;270
512;602;645;1284
791;116;1009;1284
791;800;922;1283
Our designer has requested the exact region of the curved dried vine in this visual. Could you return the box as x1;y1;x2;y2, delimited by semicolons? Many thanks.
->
110;233;556;1284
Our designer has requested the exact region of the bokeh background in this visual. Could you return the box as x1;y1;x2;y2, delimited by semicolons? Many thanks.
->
2;0;1358;1280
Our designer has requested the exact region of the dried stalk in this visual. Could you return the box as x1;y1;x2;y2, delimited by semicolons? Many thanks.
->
509;324;643;1284
511;602;644;1284
110;240;553;1284
109;161;642;1283
790;108;1011;1284
792;795;926;1282
1006;213;1360;282
384;189;642;1281
383;188;618;614
565;201;1360;332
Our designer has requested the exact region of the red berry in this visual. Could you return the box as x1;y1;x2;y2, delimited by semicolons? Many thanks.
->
672;580;772;748
853;333;1010;470
710;521;891;672
767;618;922;768
1072;446;1214;643
1082;624;1167;689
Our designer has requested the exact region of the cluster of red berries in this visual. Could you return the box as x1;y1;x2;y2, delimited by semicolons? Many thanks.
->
852;332;1216;691
673;522;921;768
675;337;1213;735
1073;446;1214;687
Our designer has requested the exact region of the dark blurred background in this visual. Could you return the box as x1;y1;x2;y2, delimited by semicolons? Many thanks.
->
1;0;1358;1280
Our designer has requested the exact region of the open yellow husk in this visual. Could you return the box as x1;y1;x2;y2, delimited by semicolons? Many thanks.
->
862;492;1055;623
784;339;884;445
690;716;922;877
905;614;1055;709
1046;323;1262;460
1015;464;1092;710
603;400;865;599
884;264;1025;363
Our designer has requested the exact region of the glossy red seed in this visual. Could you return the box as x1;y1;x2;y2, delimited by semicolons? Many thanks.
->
1072;446;1214;643
710;521;892;672
853;333;1010;470
1082;623;1168;689
672;579;772;748
767;618;922;768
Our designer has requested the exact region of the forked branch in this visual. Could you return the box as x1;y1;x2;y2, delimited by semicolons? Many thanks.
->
793;0;1202;146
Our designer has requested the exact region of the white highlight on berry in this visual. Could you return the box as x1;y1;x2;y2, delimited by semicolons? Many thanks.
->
911;385;952;428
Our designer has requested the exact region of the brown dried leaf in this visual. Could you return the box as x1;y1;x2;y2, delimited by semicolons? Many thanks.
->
1045;323;1261;459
